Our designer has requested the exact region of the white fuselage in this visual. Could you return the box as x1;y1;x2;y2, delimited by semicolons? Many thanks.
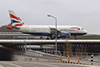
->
13;25;87;36
7;10;87;38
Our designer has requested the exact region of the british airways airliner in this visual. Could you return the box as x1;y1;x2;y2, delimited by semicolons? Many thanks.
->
7;10;87;39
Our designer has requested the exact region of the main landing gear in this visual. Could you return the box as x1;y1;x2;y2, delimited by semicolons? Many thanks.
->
74;35;77;40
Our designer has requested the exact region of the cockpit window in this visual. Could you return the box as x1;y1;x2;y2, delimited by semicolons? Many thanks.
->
81;28;84;30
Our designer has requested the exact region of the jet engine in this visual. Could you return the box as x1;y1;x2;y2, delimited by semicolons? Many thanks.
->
58;33;71;38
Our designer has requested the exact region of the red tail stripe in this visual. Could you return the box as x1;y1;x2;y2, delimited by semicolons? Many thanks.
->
7;26;13;30
22;22;24;25
10;14;19;20
18;17;22;21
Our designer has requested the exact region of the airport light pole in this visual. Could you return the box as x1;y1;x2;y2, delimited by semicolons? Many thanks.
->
47;15;57;55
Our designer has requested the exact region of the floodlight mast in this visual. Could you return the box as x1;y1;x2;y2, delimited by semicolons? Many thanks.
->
47;14;57;55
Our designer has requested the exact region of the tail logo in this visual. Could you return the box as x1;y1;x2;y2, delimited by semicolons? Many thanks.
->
10;14;24;27
7;10;25;30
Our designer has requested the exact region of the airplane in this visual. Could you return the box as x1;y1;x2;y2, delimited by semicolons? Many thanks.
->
7;10;87;39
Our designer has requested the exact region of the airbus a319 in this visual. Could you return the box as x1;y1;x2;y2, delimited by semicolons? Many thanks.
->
7;10;87;39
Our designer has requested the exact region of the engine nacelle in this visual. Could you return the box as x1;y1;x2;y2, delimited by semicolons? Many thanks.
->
59;33;70;38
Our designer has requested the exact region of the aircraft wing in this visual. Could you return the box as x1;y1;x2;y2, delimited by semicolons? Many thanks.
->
50;28;69;34
50;28;61;35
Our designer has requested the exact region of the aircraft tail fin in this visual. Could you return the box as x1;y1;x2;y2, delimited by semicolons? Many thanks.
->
8;10;24;27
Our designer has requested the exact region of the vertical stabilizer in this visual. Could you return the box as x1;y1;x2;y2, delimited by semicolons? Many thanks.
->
8;10;24;27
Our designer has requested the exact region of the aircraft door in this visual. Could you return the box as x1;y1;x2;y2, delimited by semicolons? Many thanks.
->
25;26;29;32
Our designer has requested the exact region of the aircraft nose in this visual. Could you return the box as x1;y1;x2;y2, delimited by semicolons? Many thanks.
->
84;30;87;34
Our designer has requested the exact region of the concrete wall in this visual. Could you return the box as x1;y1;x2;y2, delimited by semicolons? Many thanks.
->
12;55;60;62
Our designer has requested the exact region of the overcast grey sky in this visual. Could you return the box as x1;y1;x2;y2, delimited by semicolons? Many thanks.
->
0;0;100;34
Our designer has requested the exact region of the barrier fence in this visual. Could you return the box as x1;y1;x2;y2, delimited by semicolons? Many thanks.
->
60;52;100;62
25;50;100;65
26;50;100;61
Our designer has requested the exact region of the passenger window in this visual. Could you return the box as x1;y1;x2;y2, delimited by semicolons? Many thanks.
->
78;28;80;30
81;28;84;30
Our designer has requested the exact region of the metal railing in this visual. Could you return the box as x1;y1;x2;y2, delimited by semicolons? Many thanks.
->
23;50;100;62
24;50;61;60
